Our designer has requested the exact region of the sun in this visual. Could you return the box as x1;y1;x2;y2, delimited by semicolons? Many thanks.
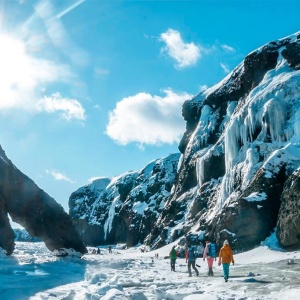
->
0;32;63;110
0;33;40;109
0;34;29;84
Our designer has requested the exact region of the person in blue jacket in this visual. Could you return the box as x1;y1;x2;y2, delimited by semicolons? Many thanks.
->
185;245;199;277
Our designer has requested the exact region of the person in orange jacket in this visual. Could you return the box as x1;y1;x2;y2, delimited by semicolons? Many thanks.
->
218;239;234;282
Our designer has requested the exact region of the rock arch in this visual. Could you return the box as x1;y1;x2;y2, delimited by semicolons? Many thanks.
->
0;145;87;255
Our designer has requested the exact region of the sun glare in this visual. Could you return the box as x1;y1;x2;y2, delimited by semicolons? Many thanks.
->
0;35;28;78
0;33;66;111
0;34;33;107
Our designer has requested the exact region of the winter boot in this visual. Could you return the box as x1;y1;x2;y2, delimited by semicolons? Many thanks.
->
208;267;214;276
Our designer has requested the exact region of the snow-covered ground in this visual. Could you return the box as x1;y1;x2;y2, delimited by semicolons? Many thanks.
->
1;237;300;300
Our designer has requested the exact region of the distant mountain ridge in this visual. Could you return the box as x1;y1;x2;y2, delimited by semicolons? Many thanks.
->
14;229;41;242
71;31;300;252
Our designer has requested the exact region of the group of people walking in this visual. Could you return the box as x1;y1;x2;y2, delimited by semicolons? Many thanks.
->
170;239;234;282
91;245;113;255
203;239;234;282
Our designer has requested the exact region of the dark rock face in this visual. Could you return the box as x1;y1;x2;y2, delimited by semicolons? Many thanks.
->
277;168;300;248
0;194;15;255
282;42;300;69
69;154;180;247
0;145;87;255
208;167;284;251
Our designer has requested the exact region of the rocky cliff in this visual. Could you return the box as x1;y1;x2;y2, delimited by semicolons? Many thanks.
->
70;31;300;252
0;146;87;255
69;153;180;246
145;30;300;251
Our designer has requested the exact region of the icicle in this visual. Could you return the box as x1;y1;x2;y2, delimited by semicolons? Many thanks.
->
198;105;213;147
196;148;210;187
240;144;260;189
293;108;300;138
104;197;120;240
224;118;242;170
262;98;287;142
244;100;263;143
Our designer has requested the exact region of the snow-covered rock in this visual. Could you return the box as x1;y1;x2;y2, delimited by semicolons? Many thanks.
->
147;31;300;251
69;153;180;246
14;229;41;242
70;31;300;252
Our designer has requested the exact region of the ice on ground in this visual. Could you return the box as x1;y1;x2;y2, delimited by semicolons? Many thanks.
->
0;242;300;299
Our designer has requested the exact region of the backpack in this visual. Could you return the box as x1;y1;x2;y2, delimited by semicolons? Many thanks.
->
170;248;177;259
208;243;216;258
188;247;196;261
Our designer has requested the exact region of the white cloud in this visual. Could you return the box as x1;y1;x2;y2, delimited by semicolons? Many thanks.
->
46;170;75;183
106;89;192;146
36;93;86;121
0;34;72;112
0;32;84;122
160;29;200;68
221;44;236;52
220;62;230;74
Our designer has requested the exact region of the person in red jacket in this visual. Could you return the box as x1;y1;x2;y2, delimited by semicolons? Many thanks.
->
218;239;234;282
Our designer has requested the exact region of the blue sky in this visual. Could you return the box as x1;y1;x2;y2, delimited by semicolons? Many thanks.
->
0;0;299;219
